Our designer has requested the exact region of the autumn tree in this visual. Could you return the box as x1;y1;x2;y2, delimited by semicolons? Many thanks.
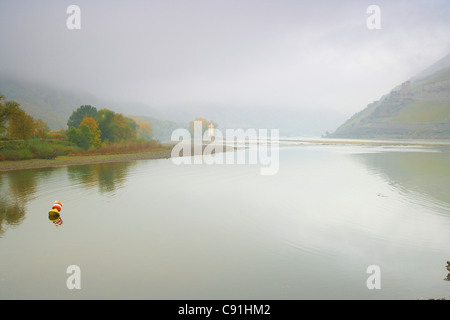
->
137;122;152;140
96;108;116;142
0;97;49;140
34;119;50;139
0;99;20;134
8;109;36;140
80;116;102;147
96;109;137;143
68;107;141;145
67;124;92;150
0;94;6;133
67;105;98;129
112;113;137;142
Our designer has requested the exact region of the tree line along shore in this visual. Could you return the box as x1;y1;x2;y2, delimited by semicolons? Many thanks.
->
2;92;448;172
0;94;224;171
0;93;171;167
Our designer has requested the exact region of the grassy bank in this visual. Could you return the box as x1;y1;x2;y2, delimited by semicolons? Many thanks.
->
0;136;174;171
0;138;79;161
0;146;173;171
0;142;234;171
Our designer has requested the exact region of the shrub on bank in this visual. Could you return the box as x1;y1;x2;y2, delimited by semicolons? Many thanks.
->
0;140;28;151
1;148;34;161
27;140;58;159
0;137;162;161
52;143;80;156
0;139;82;161
70;139;162;156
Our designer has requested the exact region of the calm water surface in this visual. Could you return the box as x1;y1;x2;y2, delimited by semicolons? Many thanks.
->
1;143;449;299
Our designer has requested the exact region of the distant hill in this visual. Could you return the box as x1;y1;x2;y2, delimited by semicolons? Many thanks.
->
0;76;184;141
329;54;450;139
0;75;347;139
0;77;100;130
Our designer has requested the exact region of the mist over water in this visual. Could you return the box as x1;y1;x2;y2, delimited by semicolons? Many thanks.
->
1;143;449;299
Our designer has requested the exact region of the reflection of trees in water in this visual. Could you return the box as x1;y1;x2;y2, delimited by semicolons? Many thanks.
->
0;197;26;235
353;147;450;206
7;169;37;201
0;168;56;236
67;162;134;194
0;162;133;236
67;165;97;189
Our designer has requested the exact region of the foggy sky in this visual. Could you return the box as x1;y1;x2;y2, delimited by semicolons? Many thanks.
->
0;0;449;119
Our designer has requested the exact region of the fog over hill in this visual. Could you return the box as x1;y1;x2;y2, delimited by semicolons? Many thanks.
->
0;76;185;141
0;75;346;139
329;53;450;139
1;1;450;138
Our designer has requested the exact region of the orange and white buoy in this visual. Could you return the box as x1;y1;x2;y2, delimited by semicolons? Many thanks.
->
52;201;63;212
48;201;63;227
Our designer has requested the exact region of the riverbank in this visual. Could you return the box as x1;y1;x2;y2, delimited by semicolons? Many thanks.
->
0;148;173;171
0;143;234;171
1;138;448;172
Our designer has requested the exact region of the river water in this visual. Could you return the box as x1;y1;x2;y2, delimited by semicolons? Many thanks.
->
1;141;449;299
